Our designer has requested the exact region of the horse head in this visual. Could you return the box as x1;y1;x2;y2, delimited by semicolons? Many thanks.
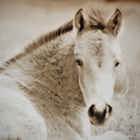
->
73;8;122;125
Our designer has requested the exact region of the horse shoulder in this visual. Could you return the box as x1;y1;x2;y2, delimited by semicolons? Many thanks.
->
0;87;47;140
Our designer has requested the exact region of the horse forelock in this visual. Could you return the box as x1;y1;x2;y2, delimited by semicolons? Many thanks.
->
86;9;108;32
87;7;123;37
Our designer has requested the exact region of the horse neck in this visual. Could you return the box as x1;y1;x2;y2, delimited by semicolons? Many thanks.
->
2;23;84;107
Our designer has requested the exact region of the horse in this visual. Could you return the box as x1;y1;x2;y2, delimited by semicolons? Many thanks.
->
0;6;128;140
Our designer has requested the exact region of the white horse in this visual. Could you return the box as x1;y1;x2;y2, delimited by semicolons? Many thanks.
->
0;7;128;140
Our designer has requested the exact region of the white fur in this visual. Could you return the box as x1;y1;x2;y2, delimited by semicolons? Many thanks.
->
0;87;47;140
74;31;121;109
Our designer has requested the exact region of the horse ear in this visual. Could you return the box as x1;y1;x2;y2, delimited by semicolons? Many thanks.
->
74;8;89;33
108;9;122;36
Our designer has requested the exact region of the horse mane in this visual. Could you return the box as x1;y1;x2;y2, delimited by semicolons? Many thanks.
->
4;20;73;65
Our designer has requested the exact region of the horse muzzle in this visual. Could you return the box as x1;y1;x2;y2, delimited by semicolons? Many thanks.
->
88;103;113;125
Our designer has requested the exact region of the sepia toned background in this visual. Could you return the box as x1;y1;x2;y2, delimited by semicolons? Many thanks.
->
0;0;140;139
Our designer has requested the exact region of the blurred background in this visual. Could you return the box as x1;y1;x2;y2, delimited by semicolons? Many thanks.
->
0;0;140;139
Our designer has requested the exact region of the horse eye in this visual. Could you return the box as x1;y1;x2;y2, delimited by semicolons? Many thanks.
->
115;62;120;67
76;59;83;67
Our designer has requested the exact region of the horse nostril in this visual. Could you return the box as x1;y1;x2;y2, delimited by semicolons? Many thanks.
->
106;104;113;115
88;104;95;117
